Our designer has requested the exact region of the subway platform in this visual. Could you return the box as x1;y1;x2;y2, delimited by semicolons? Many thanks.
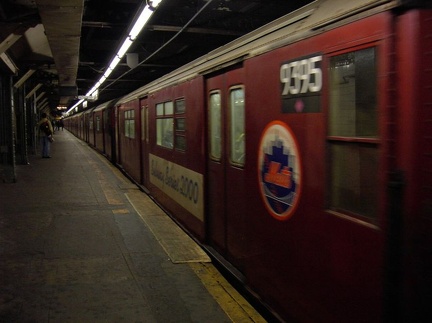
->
0;130;266;322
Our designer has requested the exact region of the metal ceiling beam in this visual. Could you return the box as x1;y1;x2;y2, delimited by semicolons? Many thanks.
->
79;61;176;68
25;83;43;99
0;33;23;54
148;24;244;36
81;21;127;28
14;69;36;89
0;52;18;73
35;0;84;105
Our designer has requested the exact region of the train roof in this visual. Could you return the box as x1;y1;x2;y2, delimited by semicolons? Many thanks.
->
116;0;397;104
92;98;121;112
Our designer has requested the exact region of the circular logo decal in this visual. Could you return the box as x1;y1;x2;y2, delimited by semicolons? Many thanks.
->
258;121;302;221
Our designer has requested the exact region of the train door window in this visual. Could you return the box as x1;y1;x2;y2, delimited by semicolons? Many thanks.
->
125;109;135;138
327;47;379;219
230;87;245;166
156;101;174;148
175;98;186;151
141;106;146;141
96;116;100;132
145;107;149;143
209;91;222;161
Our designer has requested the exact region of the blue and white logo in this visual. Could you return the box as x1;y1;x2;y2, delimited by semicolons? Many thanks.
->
258;121;302;220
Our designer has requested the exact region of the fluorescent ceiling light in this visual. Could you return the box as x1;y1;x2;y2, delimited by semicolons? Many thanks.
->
102;69;112;79
109;56;121;70
129;9;152;40
69;0;164;114
117;37;133;58
87;86;98;96
152;0;163;8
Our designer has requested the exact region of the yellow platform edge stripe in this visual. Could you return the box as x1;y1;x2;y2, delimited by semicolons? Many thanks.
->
189;262;266;323
125;190;211;263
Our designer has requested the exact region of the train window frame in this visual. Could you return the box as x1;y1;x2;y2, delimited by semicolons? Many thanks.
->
141;105;147;142
326;46;379;221
208;90;222;161
229;85;245;167
124;109;135;139
145;106;149;143
156;102;174;149
174;98;186;152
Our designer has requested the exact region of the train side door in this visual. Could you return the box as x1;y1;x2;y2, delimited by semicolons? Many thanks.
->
206;67;247;270
140;98;150;189
115;105;120;165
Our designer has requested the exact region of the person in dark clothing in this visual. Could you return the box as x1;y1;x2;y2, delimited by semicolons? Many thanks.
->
37;112;54;158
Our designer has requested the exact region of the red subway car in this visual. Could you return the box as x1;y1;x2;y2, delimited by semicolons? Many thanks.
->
65;1;432;321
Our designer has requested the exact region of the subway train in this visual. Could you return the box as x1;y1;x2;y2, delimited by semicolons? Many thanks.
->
64;0;432;321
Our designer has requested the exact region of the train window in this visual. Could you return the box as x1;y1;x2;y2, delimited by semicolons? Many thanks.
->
174;99;186;151
156;103;164;116
125;109;135;139
230;87;245;166
328;47;378;219
156;102;174;148
145;107;149;143
165;101;174;115
175;118;186;131
175;135;186;151
175;99;186;114
141;107;145;141
329;48;378;137
96;116;100;132
209;91;222;161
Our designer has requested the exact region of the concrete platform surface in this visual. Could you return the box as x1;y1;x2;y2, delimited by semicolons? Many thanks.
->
0;130;265;323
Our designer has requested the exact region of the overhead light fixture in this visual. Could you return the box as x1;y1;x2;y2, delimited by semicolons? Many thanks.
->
126;53;139;69
108;56;121;71
102;69;113;80
117;38;134;59
129;9;153;39
67;0;164;114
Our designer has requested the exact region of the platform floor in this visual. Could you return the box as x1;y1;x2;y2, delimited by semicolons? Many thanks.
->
0;130;265;322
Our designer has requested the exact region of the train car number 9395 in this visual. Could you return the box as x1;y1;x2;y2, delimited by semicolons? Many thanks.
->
280;55;323;96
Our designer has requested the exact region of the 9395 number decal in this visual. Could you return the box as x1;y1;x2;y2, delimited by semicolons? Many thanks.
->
280;55;322;95
280;54;322;113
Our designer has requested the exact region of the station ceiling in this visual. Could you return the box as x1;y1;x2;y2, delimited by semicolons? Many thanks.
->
0;0;312;114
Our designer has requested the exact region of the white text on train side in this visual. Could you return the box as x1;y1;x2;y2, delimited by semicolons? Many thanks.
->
280;55;322;96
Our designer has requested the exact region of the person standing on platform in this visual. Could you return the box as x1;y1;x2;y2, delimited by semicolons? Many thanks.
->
37;112;54;158
58;119;64;131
